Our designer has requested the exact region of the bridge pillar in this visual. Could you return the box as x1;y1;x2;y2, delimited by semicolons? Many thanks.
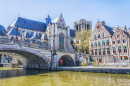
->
53;55;57;67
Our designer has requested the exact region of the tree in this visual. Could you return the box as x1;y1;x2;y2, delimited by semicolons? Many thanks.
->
74;30;91;54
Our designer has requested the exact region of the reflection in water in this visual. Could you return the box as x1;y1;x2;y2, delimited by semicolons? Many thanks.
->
0;67;130;86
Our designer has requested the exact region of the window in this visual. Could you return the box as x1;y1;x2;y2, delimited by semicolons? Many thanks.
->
103;49;106;55
97;26;100;29
98;41;101;46
102;33;104;38
95;49;97;55
91;42;93;47
99;49;101;55
98;34;100;38
118;46;121;53
94;35;96;39
117;35;120;38
107;48;110;55
102;40;105;46
60;19;62;22
91;50;94;55
123;46;127;53
124;57;128;60
113;47;116;54
123;39;126;43
38;33;42;39
118;40;121;44
30;32;34;37
106;40;109;45
94;42;97;47
59;34;64;49
112;41;115;44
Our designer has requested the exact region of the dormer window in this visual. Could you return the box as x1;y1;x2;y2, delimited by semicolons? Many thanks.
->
94;35;96;39
117;35;120;38
97;26;100;29
98;34;100;38
102;33;104;37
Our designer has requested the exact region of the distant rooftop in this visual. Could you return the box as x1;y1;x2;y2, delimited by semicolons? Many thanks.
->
0;25;7;36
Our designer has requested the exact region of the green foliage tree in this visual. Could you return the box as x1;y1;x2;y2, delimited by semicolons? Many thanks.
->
74;30;91;54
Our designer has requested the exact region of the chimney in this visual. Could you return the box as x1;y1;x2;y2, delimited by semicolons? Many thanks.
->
101;21;105;25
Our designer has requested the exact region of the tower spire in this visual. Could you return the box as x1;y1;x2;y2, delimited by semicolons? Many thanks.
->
60;12;62;16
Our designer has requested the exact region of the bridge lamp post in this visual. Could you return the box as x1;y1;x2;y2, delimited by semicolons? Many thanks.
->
51;49;53;67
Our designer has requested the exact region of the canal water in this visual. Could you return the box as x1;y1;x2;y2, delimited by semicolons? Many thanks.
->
0;67;130;86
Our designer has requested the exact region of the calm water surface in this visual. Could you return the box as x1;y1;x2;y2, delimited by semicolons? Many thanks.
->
0;67;130;86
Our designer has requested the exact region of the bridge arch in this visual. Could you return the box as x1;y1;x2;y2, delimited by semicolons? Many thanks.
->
58;54;74;66
0;45;49;69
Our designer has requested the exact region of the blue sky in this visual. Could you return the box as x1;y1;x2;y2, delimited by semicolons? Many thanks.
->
0;0;130;30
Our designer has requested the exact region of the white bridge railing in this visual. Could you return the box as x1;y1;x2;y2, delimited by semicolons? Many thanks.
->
0;37;75;54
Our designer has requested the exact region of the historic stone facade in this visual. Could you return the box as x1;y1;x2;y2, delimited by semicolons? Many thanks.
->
89;20;114;63
111;26;130;63
46;14;71;51
74;19;92;31
89;20;130;63
6;14;75;52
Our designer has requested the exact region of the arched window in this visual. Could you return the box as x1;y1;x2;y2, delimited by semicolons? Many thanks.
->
59;33;64;49
38;33;42;39
30;32;34;37
11;37;14;42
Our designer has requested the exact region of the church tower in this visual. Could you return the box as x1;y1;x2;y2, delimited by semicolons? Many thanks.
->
45;15;51;26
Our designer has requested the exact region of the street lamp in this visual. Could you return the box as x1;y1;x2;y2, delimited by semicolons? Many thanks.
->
51;49;53;67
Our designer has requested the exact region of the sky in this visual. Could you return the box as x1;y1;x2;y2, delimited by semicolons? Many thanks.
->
0;0;130;30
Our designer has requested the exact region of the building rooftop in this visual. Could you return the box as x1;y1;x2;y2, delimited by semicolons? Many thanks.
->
0;25;7;36
11;17;46;32
103;25;114;35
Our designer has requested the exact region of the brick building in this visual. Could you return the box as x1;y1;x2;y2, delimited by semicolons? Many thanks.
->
112;26;129;63
89;20;130;63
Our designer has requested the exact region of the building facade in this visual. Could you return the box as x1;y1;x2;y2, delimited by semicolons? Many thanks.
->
74;19;92;31
89;20;130;63
111;26;129;63
89;20;114;63
46;14;71;51
6;14;75;52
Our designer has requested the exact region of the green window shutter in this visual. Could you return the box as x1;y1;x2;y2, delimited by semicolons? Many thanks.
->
102;40;105;42
113;47;115;49
107;48;110;50
99;49;101;52
98;41;101;43
106;40;109;42
123;46;127;48
118;46;121;49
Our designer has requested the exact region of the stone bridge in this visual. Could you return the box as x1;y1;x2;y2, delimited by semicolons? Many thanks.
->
0;44;76;69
